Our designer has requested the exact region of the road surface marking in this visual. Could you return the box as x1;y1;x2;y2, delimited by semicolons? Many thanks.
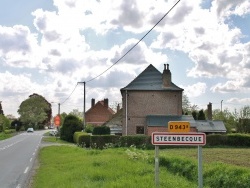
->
30;158;33;162
16;184;21;188
24;167;29;174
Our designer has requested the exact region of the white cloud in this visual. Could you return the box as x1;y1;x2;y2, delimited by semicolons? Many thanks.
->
181;82;207;98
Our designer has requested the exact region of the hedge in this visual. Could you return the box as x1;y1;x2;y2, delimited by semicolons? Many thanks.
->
73;133;250;149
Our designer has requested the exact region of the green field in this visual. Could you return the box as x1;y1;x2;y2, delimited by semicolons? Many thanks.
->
30;143;250;188
160;147;250;168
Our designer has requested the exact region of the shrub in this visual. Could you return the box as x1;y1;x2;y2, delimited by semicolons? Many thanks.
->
73;132;91;147
119;135;152;149
60;115;82;142
92;126;110;135
90;135;120;149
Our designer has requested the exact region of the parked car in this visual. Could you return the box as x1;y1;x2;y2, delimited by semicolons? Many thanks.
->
49;130;58;136
27;128;34;133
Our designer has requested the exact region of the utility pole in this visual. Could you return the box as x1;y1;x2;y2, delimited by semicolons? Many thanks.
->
221;100;223;112
78;81;86;130
58;103;60;115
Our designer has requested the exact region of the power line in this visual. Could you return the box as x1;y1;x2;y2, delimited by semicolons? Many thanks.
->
86;0;181;83
60;0;181;104
60;83;78;105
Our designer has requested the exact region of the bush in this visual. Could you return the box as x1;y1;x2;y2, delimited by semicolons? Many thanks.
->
206;134;250;147
60;115;82;142
92;126;110;135
90;135;120;149
73;132;90;147
119;135;152;149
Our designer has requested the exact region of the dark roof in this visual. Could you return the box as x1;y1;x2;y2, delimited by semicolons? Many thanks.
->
121;64;183;91
147;115;227;133
196;120;227;133
147;115;196;127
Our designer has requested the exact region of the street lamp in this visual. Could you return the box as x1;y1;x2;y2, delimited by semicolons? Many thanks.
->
221;100;223;112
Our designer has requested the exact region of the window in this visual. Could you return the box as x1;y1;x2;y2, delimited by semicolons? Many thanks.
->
136;126;144;134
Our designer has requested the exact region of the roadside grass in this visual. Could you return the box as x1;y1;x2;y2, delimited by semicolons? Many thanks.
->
160;147;250;168
0;132;14;140
32;146;200;188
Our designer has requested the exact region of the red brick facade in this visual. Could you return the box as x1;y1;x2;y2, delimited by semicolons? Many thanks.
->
122;90;182;135
85;99;114;126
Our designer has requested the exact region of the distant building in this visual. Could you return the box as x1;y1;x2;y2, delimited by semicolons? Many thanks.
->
85;98;115;126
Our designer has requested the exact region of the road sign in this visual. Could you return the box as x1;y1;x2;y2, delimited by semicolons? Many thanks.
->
54;115;60;126
152;132;206;146
168;121;190;132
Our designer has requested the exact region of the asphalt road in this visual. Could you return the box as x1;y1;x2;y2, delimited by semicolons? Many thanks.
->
0;130;47;188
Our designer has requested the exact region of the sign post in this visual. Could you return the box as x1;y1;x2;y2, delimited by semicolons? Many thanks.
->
152;131;206;188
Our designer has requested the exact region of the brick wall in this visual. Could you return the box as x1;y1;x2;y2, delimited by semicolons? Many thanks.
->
122;90;182;135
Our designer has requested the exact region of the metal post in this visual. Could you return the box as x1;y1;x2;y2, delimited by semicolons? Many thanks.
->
221;100;223;113
78;81;86;131
83;81;86;131
125;90;128;136
198;145;203;188
155;145;159;188
58;103;60;115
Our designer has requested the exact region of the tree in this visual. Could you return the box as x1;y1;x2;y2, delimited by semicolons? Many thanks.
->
60;114;82;142
213;108;238;133
69;109;83;120
18;94;51;130
182;94;198;115
182;94;191;114
0;102;4;115
197;109;206;120
10;119;23;131
0;114;10;132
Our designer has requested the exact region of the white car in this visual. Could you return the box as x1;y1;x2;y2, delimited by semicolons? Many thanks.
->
27;128;34;133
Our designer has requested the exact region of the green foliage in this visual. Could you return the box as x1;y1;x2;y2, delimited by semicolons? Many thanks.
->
160;156;197;181
197;109;206;120
32;147;198;188
18;94;51;129
119;135;152;149
236;119;250;133
85;124;94;133
79;135;91;147
206;134;250;147
160;154;250;187
10;119;23;131
90;135;120;149
92;126;110;135
4;129;16;134
204;163;250;187
0;114;10;132
60;114;82;142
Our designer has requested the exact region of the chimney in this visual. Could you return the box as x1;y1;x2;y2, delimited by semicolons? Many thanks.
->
162;64;172;87
117;104;120;112
207;102;212;120
91;98;95;108
104;98;108;108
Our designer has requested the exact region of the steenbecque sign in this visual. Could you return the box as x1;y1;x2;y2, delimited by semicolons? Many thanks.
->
151;132;206;146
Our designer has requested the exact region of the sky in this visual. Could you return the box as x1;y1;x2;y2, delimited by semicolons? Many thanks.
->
0;0;250;118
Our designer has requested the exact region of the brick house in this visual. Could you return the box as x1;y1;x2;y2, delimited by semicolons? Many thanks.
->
120;64;184;135
120;64;226;136
85;98;115;126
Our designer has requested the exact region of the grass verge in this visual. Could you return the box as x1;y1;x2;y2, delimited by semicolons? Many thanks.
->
32;146;199;188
